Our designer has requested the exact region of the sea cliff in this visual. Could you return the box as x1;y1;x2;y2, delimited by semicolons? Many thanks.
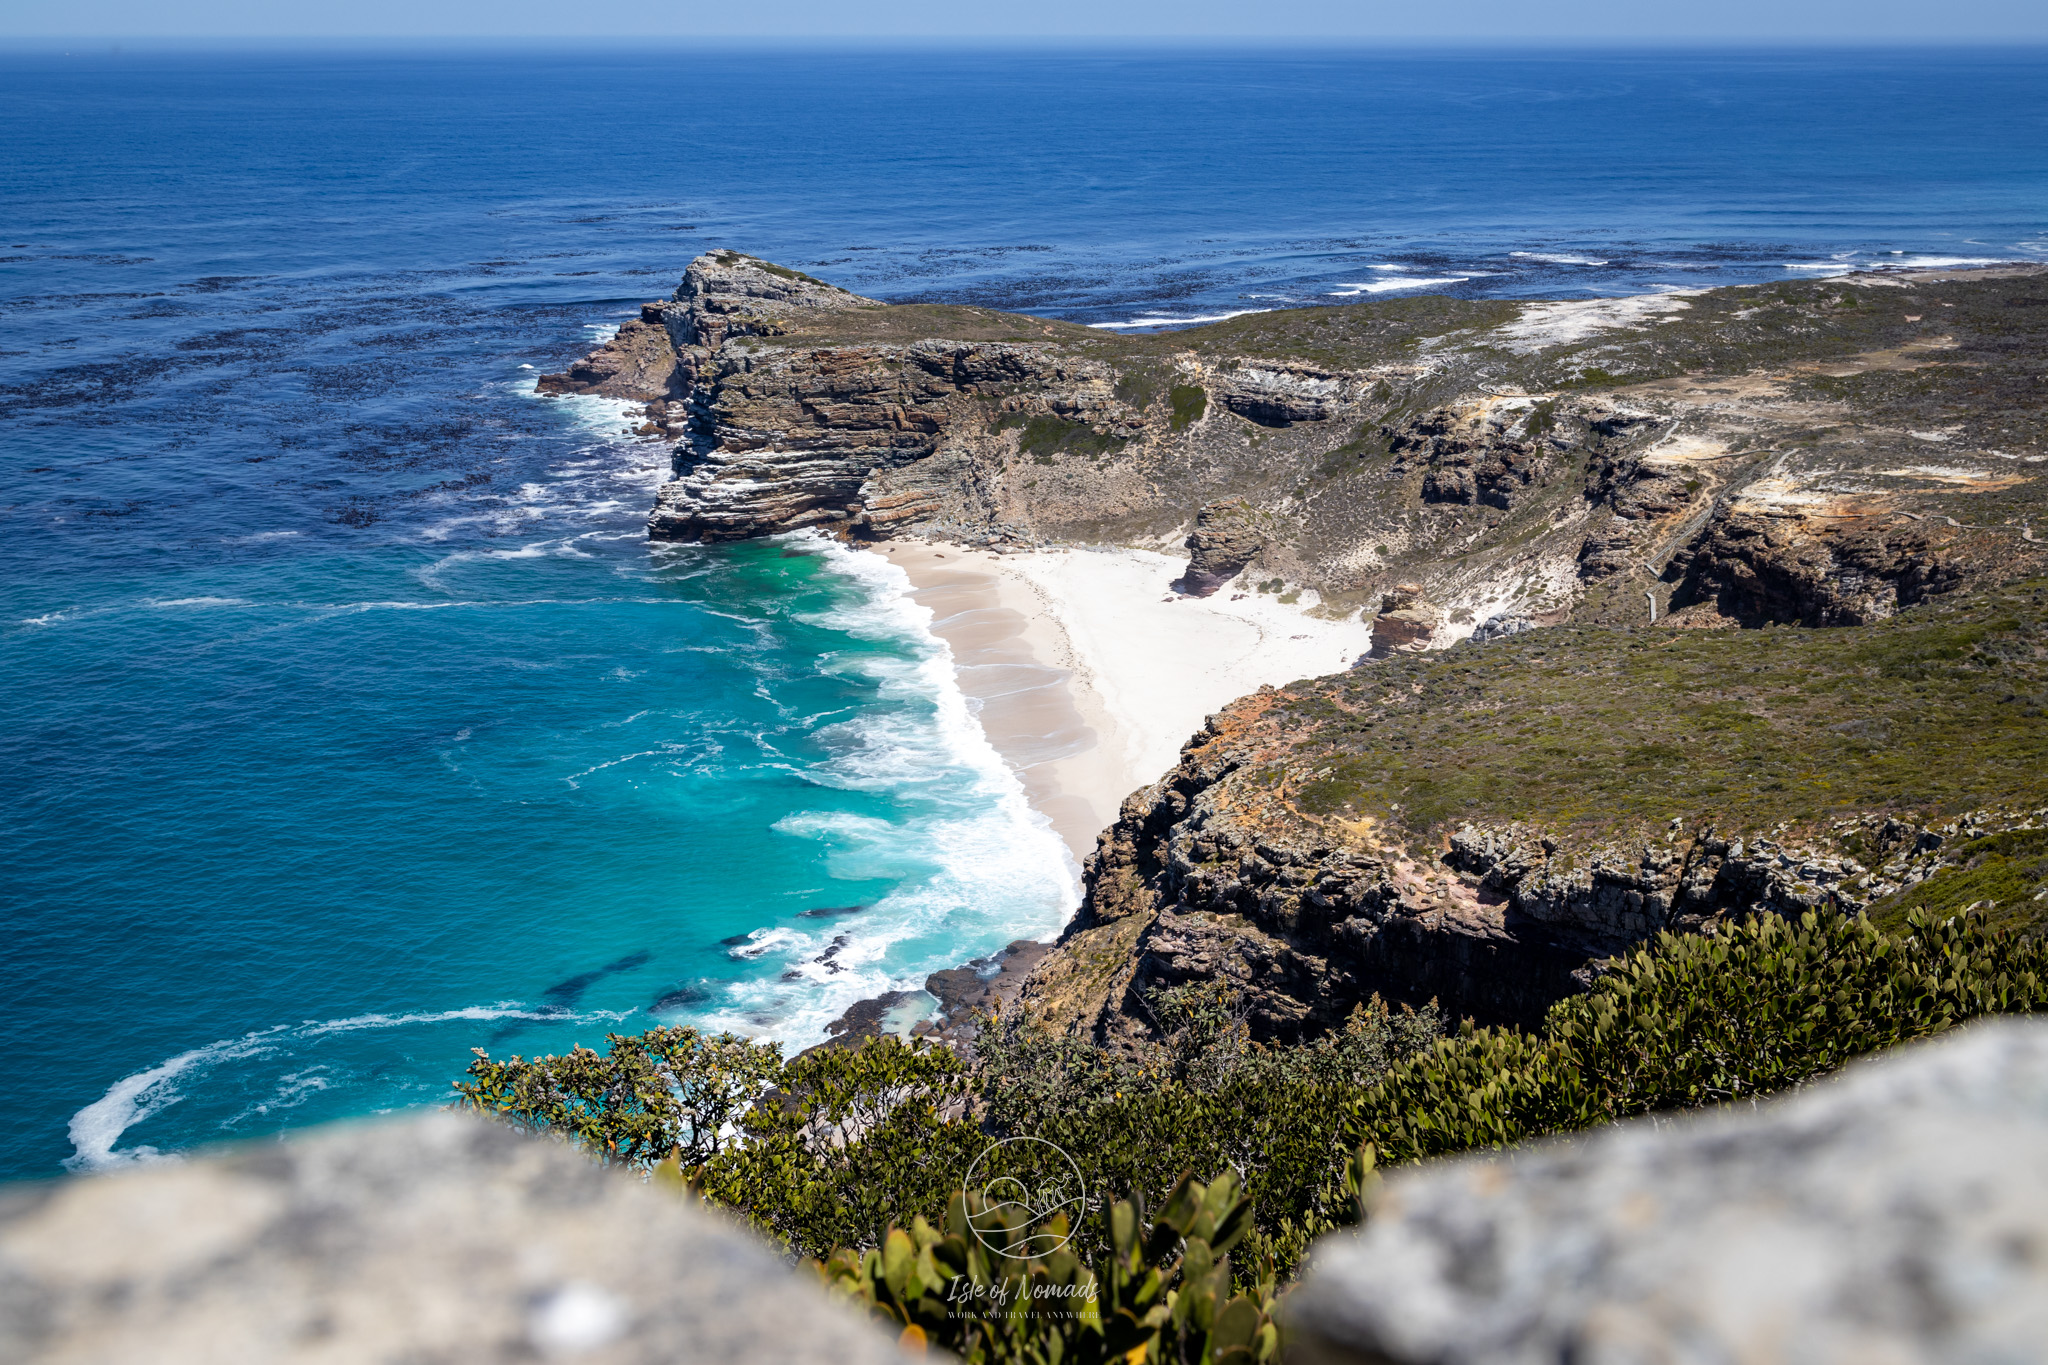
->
543;252;2048;1043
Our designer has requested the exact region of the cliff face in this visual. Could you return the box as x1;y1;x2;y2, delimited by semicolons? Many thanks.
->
545;252;2046;634
539;253;2048;1042
1018;583;2048;1041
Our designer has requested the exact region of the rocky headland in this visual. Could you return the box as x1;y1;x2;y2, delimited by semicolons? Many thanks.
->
542;252;2048;1049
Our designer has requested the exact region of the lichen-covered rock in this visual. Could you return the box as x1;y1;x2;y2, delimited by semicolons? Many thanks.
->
1285;1018;2048;1365
0;1112;902;1365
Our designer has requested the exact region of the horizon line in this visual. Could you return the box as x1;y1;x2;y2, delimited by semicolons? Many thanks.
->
6;35;2048;50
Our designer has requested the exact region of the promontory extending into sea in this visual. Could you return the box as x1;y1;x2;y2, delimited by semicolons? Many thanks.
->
538;249;2048;1047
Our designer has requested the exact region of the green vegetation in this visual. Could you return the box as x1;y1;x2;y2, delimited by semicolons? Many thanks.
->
1113;363;1165;413
1870;827;2048;935
1358;909;2048;1162
456;1025;782;1167
1001;413;1128;461
819;1172;1285;1364
1274;581;2048;846
457;992;1439;1271
1169;383;1208;431
458;907;2045;1364
775;302;1104;347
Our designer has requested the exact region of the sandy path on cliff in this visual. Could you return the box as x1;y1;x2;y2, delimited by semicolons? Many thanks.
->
874;542;1371;862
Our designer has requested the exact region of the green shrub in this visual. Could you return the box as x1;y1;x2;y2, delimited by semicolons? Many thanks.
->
1001;413;1127;460
453;1025;783;1167
455;907;2046;1360
1869;828;2048;937
1114;364;1165;413
1169;385;1208;431
1355;909;2048;1164
815;1171;1282;1364
959;994;1439;1277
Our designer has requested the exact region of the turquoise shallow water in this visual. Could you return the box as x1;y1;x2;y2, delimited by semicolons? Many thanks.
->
3;44;2045;1180
7;450;1073;1174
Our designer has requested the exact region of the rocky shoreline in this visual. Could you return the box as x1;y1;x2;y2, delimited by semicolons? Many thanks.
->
542;251;2048;1050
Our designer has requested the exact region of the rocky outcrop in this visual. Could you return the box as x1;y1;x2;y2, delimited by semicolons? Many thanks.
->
535;305;687;401
647;338;1112;542
1574;525;1642;578
1388;401;1555;510
1014;693;1598;1044
1215;363;1357;427
1367;583;1442;655
1012;713;1911;1046
529;255;2043;638
658;249;880;351
1286;1018;2048;1365
1442;819;1879;944
1175;500;1266;595
1666;504;1965;626
0;1111;901;1365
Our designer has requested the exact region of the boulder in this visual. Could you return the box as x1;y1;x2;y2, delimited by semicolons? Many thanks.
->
0;1112;903;1364
1286;1019;2048;1365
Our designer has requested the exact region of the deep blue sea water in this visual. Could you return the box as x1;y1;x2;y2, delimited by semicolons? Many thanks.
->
3;45;2045;1180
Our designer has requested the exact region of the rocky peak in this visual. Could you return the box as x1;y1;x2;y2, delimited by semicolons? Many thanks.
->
663;251;878;350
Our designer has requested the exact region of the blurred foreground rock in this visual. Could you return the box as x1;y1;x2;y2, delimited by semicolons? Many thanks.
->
1287;1018;2048;1365
0;1112;902;1365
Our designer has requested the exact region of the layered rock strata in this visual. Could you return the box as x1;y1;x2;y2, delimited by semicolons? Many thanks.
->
537;253;2044;640
1174;500;1267;596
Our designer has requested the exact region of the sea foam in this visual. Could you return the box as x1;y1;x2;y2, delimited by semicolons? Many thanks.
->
690;535;1077;1046
65;1004;633;1171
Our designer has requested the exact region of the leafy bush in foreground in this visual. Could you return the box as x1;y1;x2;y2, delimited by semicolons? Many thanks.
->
455;906;2048;1361
455;1024;784;1167
1357;908;2048;1164
818;1172;1282;1364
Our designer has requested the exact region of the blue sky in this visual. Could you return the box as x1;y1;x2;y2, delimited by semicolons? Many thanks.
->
3;0;2045;42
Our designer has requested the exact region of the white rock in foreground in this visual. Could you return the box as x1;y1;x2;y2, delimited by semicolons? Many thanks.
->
0;1111;903;1364
1287;1019;2048;1365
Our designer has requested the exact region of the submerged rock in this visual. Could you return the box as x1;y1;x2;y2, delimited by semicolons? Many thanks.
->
1286;1018;2048;1365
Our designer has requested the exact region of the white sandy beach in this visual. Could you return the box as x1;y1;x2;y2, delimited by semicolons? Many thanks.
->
873;541;1372;862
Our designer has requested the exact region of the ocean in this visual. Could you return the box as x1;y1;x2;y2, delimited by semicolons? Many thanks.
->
3;44;2044;1180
